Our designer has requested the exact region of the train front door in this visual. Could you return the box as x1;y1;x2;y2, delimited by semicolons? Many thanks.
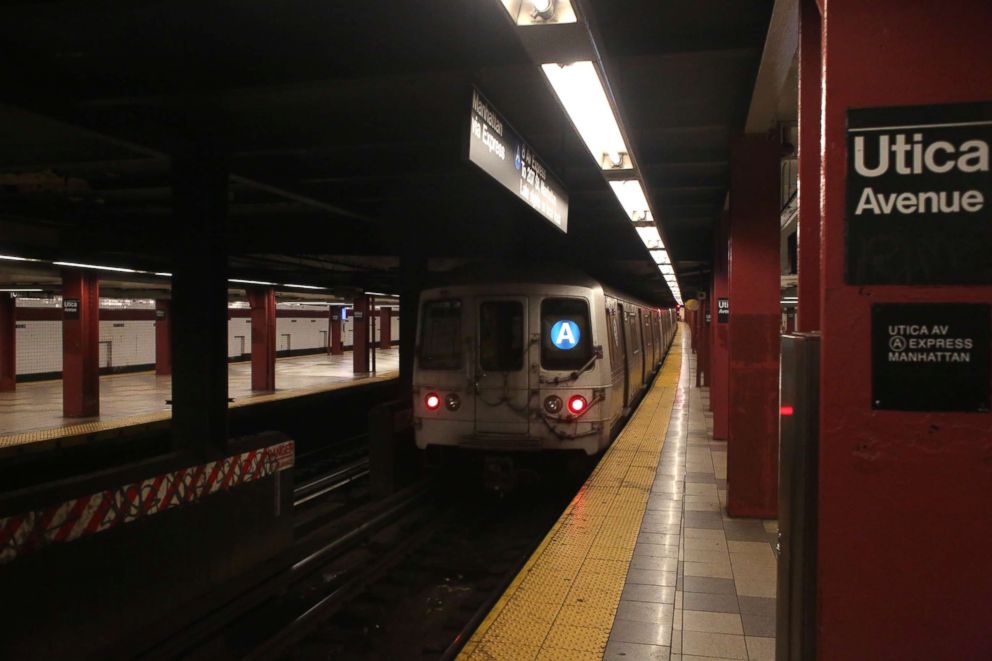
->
474;297;531;436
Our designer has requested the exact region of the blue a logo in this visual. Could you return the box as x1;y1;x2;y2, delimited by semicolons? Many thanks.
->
514;144;522;170
550;320;580;350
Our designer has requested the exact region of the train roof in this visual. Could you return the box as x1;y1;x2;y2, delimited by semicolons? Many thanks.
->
424;262;670;311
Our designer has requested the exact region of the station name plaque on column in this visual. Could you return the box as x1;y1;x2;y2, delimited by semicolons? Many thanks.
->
467;87;569;232
846;102;992;284
872;303;990;411
63;298;80;320
717;298;729;323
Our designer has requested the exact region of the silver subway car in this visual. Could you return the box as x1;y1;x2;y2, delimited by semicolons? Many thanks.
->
413;270;676;456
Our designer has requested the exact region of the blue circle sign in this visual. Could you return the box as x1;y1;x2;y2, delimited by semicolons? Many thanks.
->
550;320;581;350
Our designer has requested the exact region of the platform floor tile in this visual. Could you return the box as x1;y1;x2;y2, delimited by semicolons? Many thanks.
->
459;331;684;661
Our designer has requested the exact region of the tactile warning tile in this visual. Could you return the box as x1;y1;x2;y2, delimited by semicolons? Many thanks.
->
459;328;684;661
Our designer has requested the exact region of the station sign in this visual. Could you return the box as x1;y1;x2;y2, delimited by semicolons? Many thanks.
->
871;303;990;412
467;87;569;232
846;102;992;284
63;298;79;320
717;298;729;323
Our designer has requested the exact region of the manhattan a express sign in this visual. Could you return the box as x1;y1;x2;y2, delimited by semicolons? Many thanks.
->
846;102;992;285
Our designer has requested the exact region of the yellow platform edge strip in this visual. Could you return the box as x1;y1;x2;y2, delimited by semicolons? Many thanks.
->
459;327;684;661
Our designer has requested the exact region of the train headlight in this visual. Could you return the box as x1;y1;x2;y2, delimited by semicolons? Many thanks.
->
567;394;588;415
425;393;441;411
543;395;563;414
445;393;461;411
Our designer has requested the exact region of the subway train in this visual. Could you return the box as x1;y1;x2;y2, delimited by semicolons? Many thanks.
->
412;266;676;460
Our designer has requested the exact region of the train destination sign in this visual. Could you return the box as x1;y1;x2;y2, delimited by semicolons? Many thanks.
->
871;303;990;412
846;102;992;285
467;88;569;232
717;298;729;323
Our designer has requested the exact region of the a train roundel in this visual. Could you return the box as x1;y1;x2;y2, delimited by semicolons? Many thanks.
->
550;320;581;350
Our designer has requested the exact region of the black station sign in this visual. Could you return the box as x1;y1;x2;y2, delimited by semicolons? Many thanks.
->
717;298;729;323
467;87;569;232
871;303;990;412
155;308;166;319
63;298;79;320
846;102;992;285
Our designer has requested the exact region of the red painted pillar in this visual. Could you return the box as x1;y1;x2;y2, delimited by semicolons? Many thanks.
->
154;299;171;376
379;306;391;348
353;295;370;373
710;211;730;438
797;0;822;332
817;1;992;658
726;135;780;519
0;293;15;391
329;308;343;355
62;269;100;417
248;287;276;391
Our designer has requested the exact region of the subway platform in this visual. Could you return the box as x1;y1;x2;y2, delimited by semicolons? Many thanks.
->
0;348;399;450
460;328;777;660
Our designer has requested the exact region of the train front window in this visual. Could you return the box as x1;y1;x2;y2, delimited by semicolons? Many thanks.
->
541;298;592;371
479;301;524;371
419;300;462;369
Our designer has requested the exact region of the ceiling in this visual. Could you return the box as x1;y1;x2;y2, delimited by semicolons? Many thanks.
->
0;0;774;304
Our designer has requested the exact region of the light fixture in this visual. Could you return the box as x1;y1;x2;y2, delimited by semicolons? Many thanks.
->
609;180;651;222
0;288;43;292
531;0;554;19
541;62;631;171
605;151;626;169
659;264;675;276
650;250;670;265
53;261;138;273
635;226;664;250
500;0;576;25
229;278;277;286
283;283;326;290
154;272;172;278
0;254;40;262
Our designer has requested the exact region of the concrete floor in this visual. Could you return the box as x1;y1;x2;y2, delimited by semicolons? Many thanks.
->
0;349;399;442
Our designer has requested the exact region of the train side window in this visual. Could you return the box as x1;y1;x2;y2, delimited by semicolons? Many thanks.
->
606;307;622;370
541;298;592;370
419;299;462;369
479;301;524;371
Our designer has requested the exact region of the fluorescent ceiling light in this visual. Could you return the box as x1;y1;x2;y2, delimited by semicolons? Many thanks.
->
0;288;43;292
501;0;576;25
366;291;396;297
283;283;326;290
609;180;650;221
154;272;172;278
659;264;675;276
635;226;664;251
541;62;631;171
53;261;138;273
649;250;670;265
0;254;40;262
229;278;276;286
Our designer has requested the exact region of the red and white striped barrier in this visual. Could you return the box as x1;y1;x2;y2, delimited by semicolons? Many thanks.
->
0;440;294;565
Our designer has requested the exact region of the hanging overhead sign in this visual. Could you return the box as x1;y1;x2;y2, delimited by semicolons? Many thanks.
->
467;87;569;232
846;102;992;284
871;303;990;412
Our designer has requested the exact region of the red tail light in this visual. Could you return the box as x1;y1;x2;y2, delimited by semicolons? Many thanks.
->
568;395;588;415
780;404;794;416
425;393;441;411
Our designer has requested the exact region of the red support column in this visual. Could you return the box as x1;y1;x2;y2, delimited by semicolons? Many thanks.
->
154;299;171;376
352;295;370;373
329;308;343;355
379;306;391;348
248;287;276;391
817;2;992;658
726;135;780;519
62;269;100;417
0;293;15;391
710;211;730;438
797;0;822;332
